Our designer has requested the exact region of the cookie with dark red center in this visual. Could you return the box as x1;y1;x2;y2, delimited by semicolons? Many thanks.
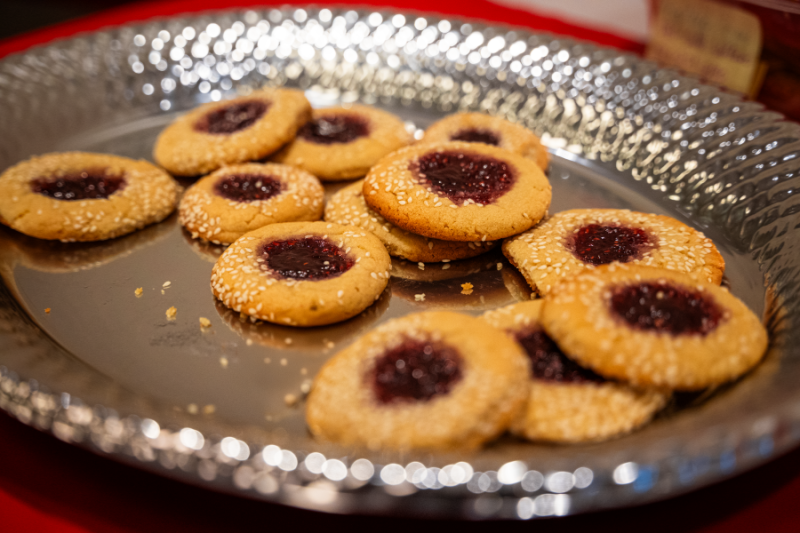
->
540;264;768;390
0;152;179;242
503;209;726;296
324;180;496;262
154;88;311;176
481;301;668;443
271;104;412;181
421;112;549;171
179;163;324;245
363;142;551;242
306;311;529;450
211;221;391;326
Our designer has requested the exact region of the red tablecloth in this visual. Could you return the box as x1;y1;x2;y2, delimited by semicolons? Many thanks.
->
0;1;796;531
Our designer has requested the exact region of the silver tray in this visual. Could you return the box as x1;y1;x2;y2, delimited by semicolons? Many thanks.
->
0;6;798;520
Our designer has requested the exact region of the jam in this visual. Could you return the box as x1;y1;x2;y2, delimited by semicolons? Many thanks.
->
609;281;724;335
195;100;268;134
214;173;282;202
371;338;463;404
516;328;605;384
569;224;654;265
411;150;516;205
30;170;125;201
260;237;354;280
450;128;501;146
298;114;370;144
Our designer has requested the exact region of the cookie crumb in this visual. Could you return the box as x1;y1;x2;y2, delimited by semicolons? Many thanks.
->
187;403;198;415
220;357;228;368
246;339;254;346
135;287;143;297
325;341;335;349
497;263;503;270
280;358;288;366
166;306;177;320
44;308;51;314
415;293;426;301
202;404;216;415
461;283;474;295
199;317;212;328
418;262;425;270
284;393;299;407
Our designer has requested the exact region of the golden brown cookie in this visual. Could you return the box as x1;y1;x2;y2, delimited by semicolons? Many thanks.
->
179;163;324;245
324;180;496;262
211;221;391;327
481;301;668;443
306;311;529;450
540;264;768;390
363;142;551;242
503;208;726;296
154;88;311;176
272;104;412;181
0;152;179;242
421;112;549;171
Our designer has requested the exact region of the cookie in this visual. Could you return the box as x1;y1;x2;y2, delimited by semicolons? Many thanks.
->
211;221;391;327
540;264;768;390
481;301;668;443
305;311;529;450
0;152;179;242
324;180;496;262
363;141;551;242
271;104;412;181
154;88;311;176
179;163;324;244
421;112;549;171
503;208;726;296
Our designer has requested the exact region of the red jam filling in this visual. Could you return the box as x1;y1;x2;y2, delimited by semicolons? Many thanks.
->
298;114;370;144
516;328;605;384
411;150;516;206
609;281;724;335
260;237;354;280
214;173;283;202
450;128;501;146
569;224;654;265
194;100;268;134
30;170;125;201
371;338;463;404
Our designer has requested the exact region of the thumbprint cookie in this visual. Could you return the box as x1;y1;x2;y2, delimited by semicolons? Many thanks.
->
363;142;551;242
503;208;725;296
272;104;412;181
0;152;179;242
179;163;324;244
421;112;549;171
540;264;768;390
324;180;496;262
306;311;529;450
211;221;391;326
482;301;668;443
154;88;311;176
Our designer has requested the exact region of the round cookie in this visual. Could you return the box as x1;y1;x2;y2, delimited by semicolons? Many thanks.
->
324;180;496;262
211;221;391;327
272;104;412;181
0;152;179;242
540;264;768;390
179;163;324;245
363;141;551;242
481;301;668;443
154;88;311;176
503;208;726;296
421;112;549;171
306;311;529;450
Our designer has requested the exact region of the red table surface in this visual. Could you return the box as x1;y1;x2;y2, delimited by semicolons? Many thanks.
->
0;1;797;531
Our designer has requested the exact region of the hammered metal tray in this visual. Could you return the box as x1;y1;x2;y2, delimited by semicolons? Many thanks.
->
1;6;799;520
